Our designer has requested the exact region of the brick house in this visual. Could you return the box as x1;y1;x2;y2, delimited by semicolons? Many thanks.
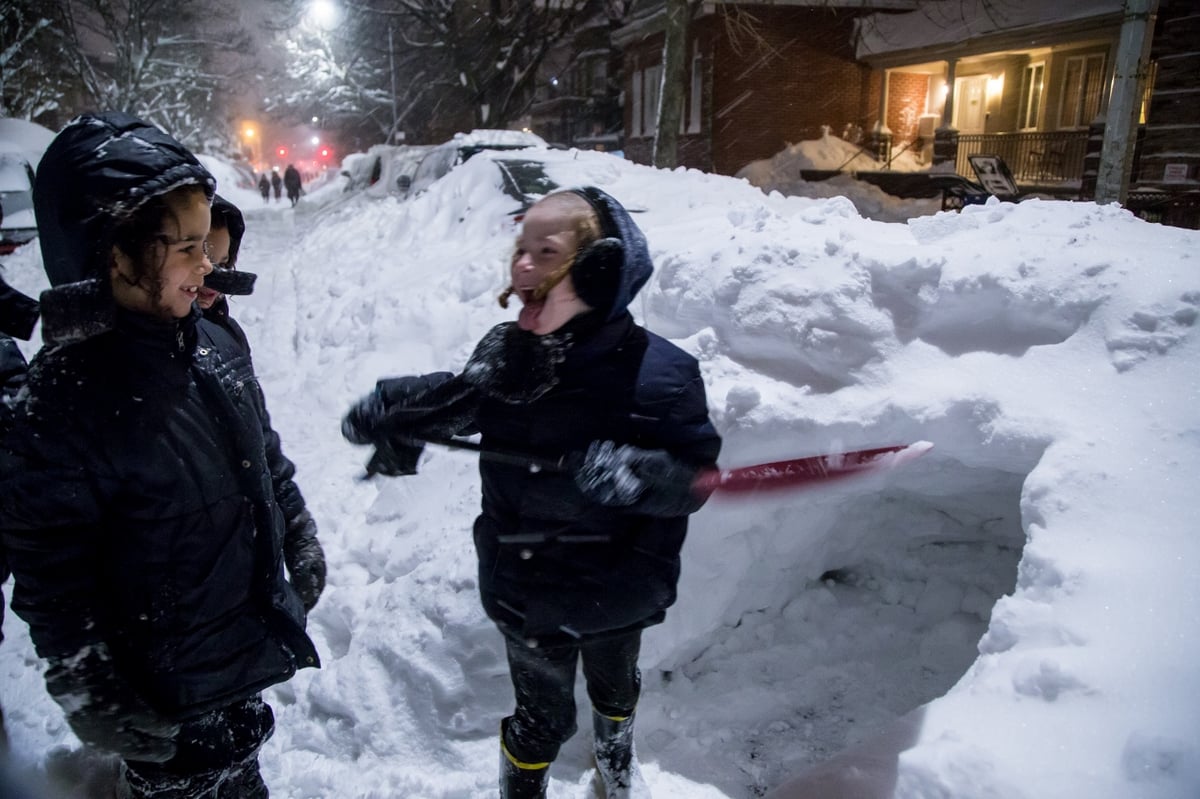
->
607;0;1197;227
857;0;1198;224
614;1;913;175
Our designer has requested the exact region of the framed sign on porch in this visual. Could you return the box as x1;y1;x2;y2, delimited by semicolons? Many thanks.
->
968;154;1020;199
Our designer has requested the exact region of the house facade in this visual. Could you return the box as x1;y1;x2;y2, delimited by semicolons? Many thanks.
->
615;2;907;175
856;1;1130;189
525;9;627;152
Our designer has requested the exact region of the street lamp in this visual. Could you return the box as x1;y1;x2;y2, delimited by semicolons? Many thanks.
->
308;0;338;28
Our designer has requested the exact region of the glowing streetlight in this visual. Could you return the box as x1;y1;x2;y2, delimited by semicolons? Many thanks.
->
311;135;320;146
308;0;338;28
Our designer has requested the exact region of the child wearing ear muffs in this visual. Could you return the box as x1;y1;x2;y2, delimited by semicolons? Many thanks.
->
342;187;722;798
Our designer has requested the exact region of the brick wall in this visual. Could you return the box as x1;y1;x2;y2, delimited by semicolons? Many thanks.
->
622;7;875;176
887;72;932;143
708;8;874;175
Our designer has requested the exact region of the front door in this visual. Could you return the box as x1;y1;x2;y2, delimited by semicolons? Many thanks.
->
954;76;988;133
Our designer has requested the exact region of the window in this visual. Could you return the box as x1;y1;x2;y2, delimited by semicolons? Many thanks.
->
592;58;607;95
642;64;662;137
631;68;643;138
1140;60;1158;124
1018;61;1044;130
688;43;703;134
1058;53;1106;129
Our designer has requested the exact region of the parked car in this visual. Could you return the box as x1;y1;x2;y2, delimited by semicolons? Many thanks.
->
0;117;56;254
0;153;37;254
341;144;434;198
402;129;548;198
365;145;434;199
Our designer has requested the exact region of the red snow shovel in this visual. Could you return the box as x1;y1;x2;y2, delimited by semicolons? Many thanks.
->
402;437;933;497
692;441;933;495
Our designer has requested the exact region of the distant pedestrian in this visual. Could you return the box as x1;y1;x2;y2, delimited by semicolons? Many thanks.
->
270;169;282;202
283;164;302;207
258;173;270;204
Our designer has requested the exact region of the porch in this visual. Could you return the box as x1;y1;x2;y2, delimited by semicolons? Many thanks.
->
953;130;1089;194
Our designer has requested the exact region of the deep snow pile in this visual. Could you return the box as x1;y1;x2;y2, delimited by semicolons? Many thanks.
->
1;147;1198;799
735;129;940;223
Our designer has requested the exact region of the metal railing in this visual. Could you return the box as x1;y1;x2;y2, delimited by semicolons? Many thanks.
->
955;131;1089;186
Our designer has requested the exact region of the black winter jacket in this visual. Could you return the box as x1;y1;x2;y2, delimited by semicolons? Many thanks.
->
1;111;317;720
1;307;318;719
368;187;721;647
470;313;721;647
203;296;252;354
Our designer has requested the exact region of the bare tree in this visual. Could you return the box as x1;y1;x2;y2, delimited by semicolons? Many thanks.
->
0;0;71;121
366;1;592;131
652;0;702;167
47;0;250;149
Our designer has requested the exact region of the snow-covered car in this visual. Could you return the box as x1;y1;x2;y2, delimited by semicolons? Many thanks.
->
364;144;434;199
0;153;37;254
0;118;55;253
402;129;548;198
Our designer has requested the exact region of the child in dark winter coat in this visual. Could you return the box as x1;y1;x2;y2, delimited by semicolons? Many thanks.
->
0;112;324;799
197;195;258;353
342;187;721;798
0;271;38;751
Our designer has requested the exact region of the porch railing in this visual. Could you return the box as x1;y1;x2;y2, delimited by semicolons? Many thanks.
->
955;131;1090;187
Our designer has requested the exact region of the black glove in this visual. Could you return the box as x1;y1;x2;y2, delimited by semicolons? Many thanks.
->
45;645;179;763
284;510;326;612
363;438;426;478
341;389;387;446
575;441;704;517
341;372;462;447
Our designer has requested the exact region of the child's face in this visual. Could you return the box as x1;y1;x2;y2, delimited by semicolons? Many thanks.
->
510;201;589;333
110;187;213;320
196;225;231;310
511;202;577;295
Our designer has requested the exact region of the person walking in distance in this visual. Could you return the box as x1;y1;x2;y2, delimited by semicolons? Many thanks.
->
283;164;302;208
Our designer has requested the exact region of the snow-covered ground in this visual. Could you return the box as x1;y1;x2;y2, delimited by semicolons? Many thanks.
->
2;146;1198;799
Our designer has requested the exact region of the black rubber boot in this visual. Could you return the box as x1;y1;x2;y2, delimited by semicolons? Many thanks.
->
593;709;650;798
499;721;550;799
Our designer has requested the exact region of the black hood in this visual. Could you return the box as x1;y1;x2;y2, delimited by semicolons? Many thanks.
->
34;111;215;288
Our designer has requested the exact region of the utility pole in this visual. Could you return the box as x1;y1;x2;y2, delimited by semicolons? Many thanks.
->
1094;0;1160;204
388;24;398;143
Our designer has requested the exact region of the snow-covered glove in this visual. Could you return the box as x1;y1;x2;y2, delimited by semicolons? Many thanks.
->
341;389;388;446
575;441;704;517
45;645;180;763
284;510;326;612
576;441;647;507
